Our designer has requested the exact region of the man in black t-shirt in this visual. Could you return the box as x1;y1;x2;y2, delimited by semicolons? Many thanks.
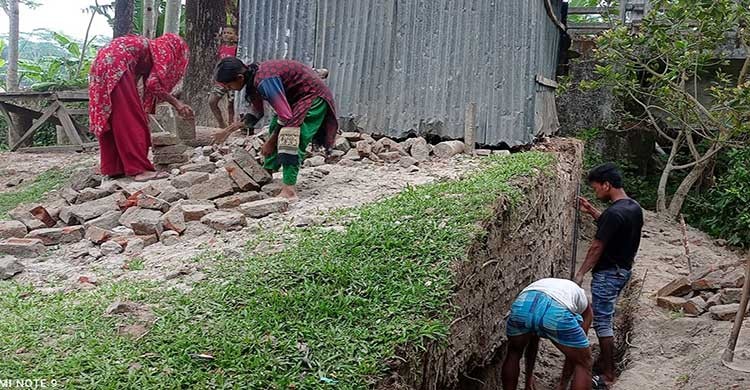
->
574;163;644;389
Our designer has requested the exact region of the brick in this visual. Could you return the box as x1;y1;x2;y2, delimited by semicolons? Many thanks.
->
683;296;707;316
128;209;164;236
76;188;112;204
85;226;112;244
721;288;743;305
160;230;180;246
656;296;688;311
239;198;289;219
180;162;217;174
657;277;692;297
0;238;46;258
151;132;179;146
100;240;123;256
201;211;247;231
687;266;717;283
157;186;187;203
709;304;748;321
720;268;746;289
60;193;125;225
232;148;272;185
84;210;123;230
706;293;722;308
261;182;283;197
161;206;187;233
172;172;209;189
26;226;84;246
136;195;170;212
186;175;235;200
399;156;419;168
410;137;431;162
372;137;403;155
69;169;102;191
61;187;79;204
9;207;46;231
136;234;159;247
343;149;361;161
378;152;401;163
341;132;364;142
225;161;260;191
29;205;56;228
0;256;24;279
153;144;188;155
215;192;268;209
334;136;351;153
0;221;27;239
303;156;326;168
690;269;724;290
433;140;465;159
181;201;217;222
153;152;189;165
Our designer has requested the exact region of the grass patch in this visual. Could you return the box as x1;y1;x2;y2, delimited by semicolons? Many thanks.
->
0;152;553;389
0;168;72;219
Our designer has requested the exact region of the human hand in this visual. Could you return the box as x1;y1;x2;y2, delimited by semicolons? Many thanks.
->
578;196;596;215
261;139;276;157
176;103;195;120
212;128;232;145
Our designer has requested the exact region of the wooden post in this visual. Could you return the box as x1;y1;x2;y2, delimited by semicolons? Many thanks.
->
722;255;750;363
679;214;692;273
464;102;476;154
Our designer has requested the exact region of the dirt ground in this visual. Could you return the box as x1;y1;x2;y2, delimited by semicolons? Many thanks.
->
614;212;750;390
0;151;96;192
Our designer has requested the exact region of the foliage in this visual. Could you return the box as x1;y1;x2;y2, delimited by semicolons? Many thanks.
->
0;168;72;219
591;0;750;218
567;0;619;25
576;127;660;209
88;1;187;37
0;152;553;388
686;148;750;248
17;32;98;91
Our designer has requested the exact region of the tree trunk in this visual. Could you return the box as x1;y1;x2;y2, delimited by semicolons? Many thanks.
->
184;0;225;126
113;0;135;38
163;0;181;34
6;0;20;92
666;157;713;219
657;133;683;213
143;0;156;39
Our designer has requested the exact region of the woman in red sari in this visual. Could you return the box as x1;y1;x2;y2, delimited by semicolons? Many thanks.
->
89;33;193;181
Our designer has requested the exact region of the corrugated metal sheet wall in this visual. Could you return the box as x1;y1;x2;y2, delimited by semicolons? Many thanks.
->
239;0;562;146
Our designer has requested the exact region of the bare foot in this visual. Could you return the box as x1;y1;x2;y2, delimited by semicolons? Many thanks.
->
134;171;169;182
278;185;299;203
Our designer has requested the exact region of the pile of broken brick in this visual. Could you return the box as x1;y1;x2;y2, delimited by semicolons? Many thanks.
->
656;264;748;320
0;125;506;281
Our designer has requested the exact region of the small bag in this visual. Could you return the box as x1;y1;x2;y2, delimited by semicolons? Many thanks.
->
277;126;301;166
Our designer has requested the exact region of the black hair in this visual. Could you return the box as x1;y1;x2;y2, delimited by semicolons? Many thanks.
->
587;163;623;188
214;57;258;103
222;25;238;31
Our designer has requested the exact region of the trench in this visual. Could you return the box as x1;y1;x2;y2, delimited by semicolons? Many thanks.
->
377;138;641;389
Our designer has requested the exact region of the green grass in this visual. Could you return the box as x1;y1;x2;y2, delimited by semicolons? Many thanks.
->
0;152;553;389
0;168;73;219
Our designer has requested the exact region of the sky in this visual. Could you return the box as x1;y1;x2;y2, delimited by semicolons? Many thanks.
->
0;1;115;41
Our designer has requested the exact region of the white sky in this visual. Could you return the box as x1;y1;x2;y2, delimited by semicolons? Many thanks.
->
0;1;116;41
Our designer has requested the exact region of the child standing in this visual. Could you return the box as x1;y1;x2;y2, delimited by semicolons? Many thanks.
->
209;25;239;128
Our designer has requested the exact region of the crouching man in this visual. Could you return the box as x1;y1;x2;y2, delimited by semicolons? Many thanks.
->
502;278;594;390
